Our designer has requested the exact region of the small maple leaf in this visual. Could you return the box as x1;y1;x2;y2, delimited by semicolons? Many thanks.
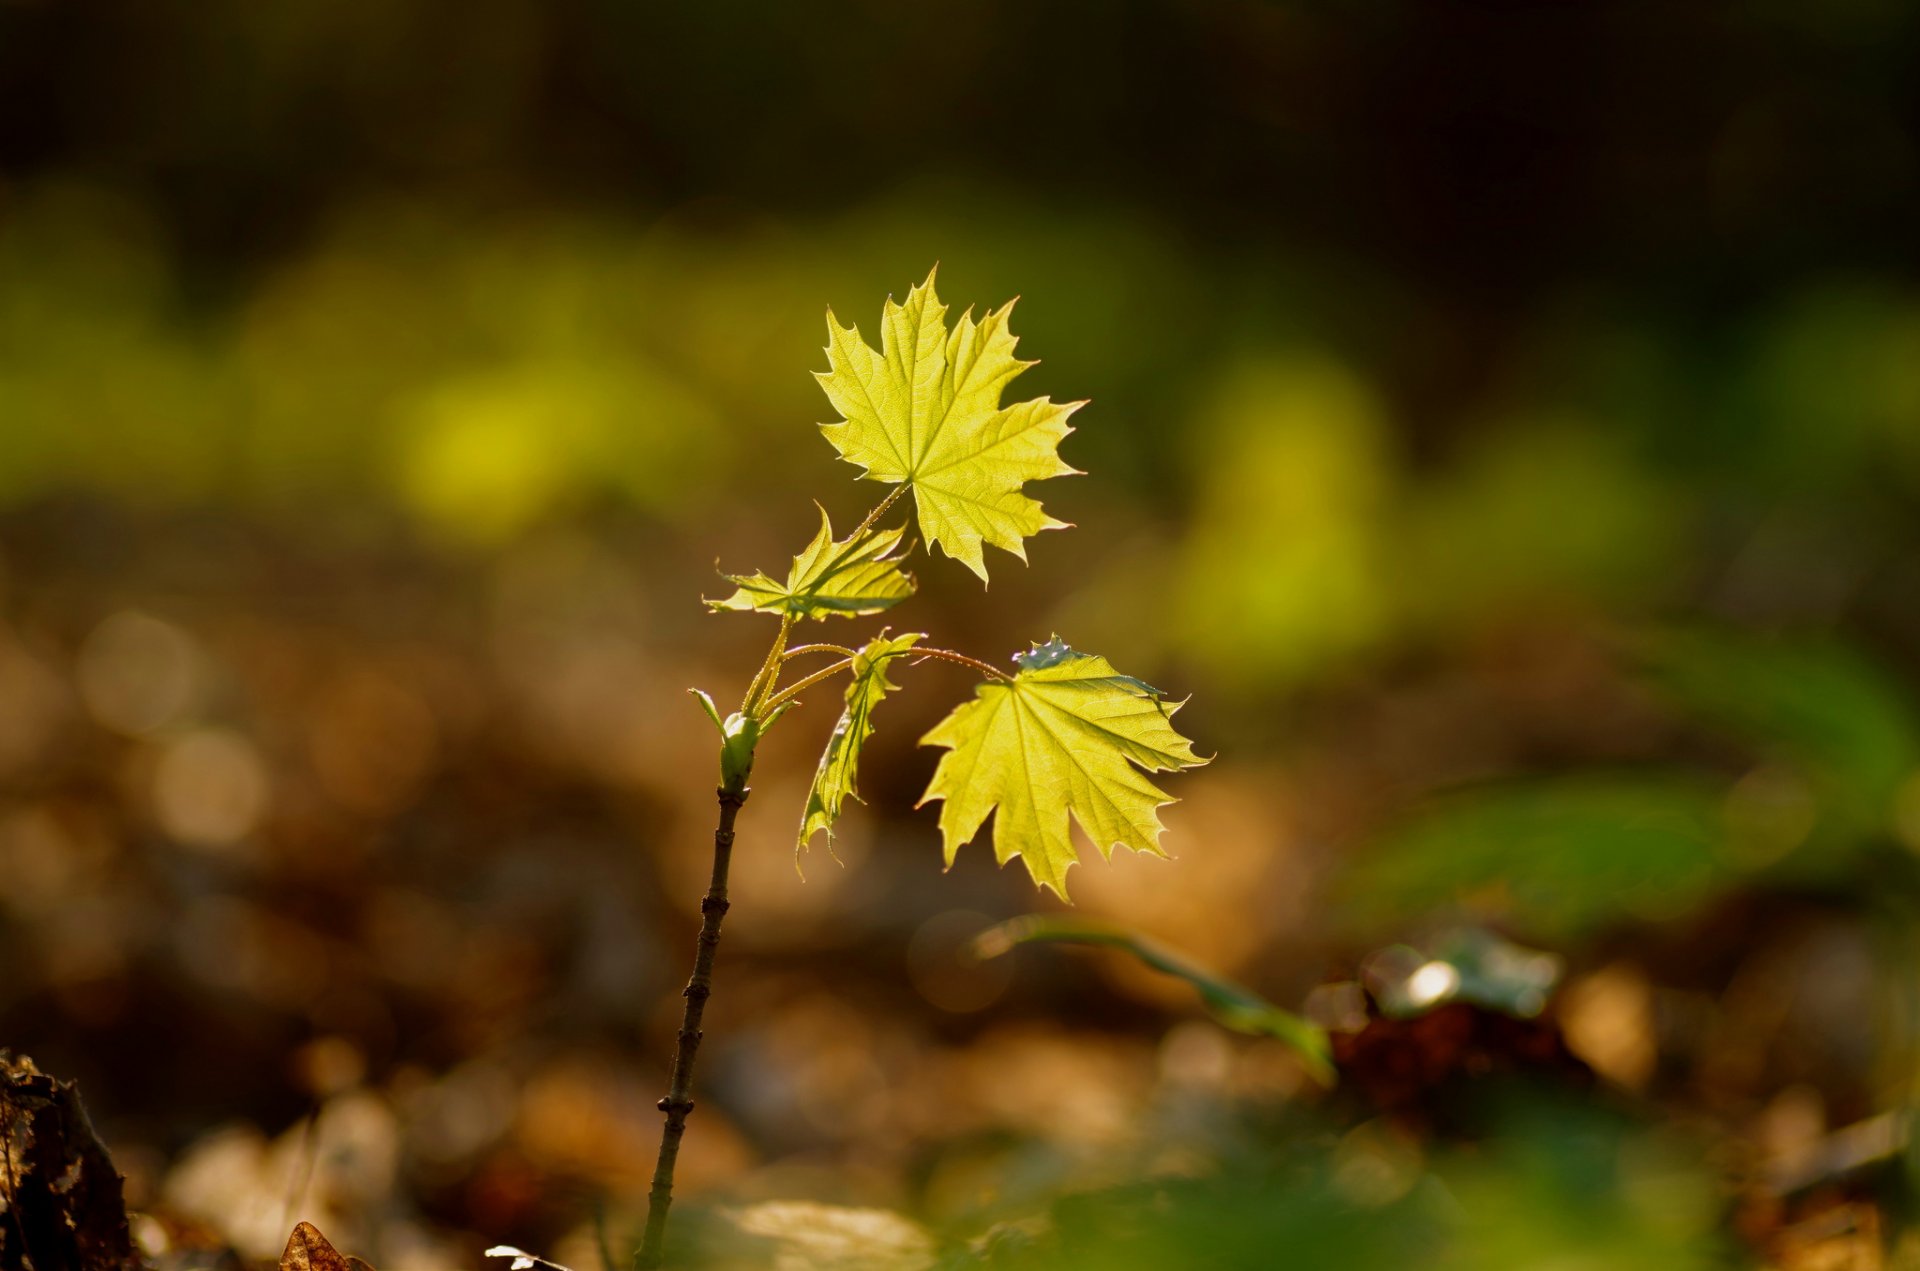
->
918;639;1206;898
799;632;923;860
816;266;1082;583
708;506;916;620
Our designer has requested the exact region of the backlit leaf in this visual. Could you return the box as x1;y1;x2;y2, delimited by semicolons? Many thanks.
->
799;632;924;860
816;267;1082;582
918;638;1205;898
707;506;915;621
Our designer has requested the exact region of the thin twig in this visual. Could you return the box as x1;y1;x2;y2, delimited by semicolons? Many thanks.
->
638;785;750;1269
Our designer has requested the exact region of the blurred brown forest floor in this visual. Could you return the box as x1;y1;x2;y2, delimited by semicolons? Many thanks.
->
3;489;1918;1269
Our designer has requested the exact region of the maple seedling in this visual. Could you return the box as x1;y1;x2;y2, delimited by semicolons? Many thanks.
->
638;268;1206;1268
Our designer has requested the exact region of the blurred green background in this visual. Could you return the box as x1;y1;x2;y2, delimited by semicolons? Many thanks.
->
2;2;1919;1267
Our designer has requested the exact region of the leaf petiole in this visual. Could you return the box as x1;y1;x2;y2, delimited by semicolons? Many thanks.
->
783;643;858;662
846;484;905;542
910;646;1010;681
765;644;1010;715
760;657;857;713
740;613;794;716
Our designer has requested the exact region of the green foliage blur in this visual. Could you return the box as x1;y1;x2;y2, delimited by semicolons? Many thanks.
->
3;1;1920;1267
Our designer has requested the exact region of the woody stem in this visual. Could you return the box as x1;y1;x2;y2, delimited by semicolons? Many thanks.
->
638;784;749;1269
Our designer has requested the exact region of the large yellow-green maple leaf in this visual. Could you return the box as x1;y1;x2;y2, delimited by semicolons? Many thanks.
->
816;267;1083;583
799;632;923;860
707;507;915;621
918;637;1206;898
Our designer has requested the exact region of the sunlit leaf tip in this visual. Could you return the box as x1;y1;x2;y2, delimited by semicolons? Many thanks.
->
706;505;916;620
917;639;1206;898
815;268;1083;585
798;632;925;867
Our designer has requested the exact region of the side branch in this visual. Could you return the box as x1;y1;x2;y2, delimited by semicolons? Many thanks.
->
639;785;748;1269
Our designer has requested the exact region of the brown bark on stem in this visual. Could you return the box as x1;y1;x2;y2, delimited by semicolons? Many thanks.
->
637;784;748;1269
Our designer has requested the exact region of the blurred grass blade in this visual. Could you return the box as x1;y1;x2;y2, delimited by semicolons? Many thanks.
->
975;915;1333;1085
1639;627;1920;830
1341;775;1730;940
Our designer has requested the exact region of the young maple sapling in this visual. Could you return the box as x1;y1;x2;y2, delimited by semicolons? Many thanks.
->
637;268;1206;1268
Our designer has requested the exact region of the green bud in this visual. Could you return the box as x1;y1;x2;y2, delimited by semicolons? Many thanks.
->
692;688;791;796
717;711;760;793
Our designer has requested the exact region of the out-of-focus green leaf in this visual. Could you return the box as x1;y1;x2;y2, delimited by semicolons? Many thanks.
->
708;506;916;621
1030;1157;1438;1270
919;640;1205;898
976;915;1333;1084
1342;777;1731;940
1641;629;1920;831
798;633;922;860
816;267;1082;583
1439;1101;1726;1270
1177;356;1394;689
1397;424;1685;629
1004;1099;1727;1271
1731;286;1920;486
